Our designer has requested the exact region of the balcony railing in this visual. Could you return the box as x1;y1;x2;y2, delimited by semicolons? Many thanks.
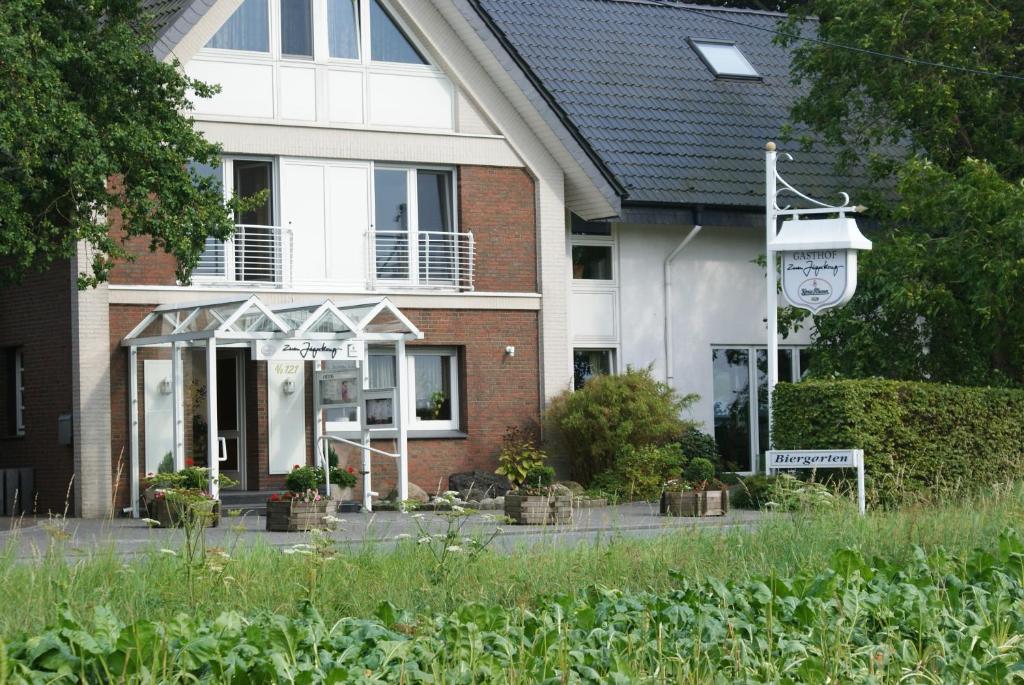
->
194;224;293;287
191;226;476;292
368;230;475;291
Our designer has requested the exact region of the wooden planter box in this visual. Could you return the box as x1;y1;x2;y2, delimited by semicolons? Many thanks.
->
504;494;573;525
148;498;220;528
266;499;330;532
662;489;730;517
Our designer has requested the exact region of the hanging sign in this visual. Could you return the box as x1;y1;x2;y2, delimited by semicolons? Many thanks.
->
255;339;365;362
766;449;866;514
780;249;858;314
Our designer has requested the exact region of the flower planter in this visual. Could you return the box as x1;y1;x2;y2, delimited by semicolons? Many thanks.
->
662;489;730;517
266;499;330;532
504;493;573;525
148;498;220;528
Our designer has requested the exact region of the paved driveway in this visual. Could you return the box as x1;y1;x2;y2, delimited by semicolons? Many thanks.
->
0;503;766;559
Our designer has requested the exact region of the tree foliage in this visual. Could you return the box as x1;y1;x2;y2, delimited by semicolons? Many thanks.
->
0;0;235;287
778;0;1024;385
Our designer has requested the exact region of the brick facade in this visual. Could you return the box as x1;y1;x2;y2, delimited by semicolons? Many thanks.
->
0;264;75;514
458;166;538;293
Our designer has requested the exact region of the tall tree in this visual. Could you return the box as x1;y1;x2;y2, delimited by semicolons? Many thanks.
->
778;0;1024;386
0;0;235;288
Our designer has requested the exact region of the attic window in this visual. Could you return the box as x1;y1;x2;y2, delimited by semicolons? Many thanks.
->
689;39;760;79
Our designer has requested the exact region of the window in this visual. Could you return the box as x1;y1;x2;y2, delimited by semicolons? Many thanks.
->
572;245;613;280
574;348;614;390
370;0;427;64
193;158;278;283
689;39;760;79
207;0;270;52
372;166;455;285
408;349;458;429
712;346;809;472
280;0;313;58
5;348;24;437
321;348;459;432
327;0;360;59
205;0;429;66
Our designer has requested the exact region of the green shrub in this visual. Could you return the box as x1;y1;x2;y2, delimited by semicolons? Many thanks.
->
495;425;548;486
522;464;555;488
678;427;719;463
774;379;1024;505
545;367;697;484
590;443;684;501
285;465;321;493
682;457;715;484
730;474;776;509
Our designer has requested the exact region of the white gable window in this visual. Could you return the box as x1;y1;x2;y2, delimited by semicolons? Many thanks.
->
207;0;269;52
689;38;760;79
206;0;428;66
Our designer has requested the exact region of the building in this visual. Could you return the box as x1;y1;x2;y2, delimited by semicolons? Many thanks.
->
0;0;870;516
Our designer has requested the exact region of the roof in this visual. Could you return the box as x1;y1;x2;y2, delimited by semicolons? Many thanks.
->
475;0;879;210
141;0;223;62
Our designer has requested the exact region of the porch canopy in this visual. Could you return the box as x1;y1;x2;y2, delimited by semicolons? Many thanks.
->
122;295;423;516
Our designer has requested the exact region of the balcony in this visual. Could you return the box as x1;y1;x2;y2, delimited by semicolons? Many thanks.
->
368;230;476;292
192;225;476;292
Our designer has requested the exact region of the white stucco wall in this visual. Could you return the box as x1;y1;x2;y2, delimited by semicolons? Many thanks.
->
616;223;813;432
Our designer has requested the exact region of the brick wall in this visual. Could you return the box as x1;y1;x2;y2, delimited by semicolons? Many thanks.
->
0;264;75;514
106;215;179;286
458;166;538;293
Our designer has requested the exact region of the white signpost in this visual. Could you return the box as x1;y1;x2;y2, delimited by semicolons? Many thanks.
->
764;143;873;513
766;449;865;514
255;338;365;363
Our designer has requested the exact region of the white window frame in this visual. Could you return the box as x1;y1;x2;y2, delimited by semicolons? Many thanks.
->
711;345;808;474
12;348;24;437
407;347;459;431
570;226;617;284
370;163;457;288
192;156;280;285
687;38;761;80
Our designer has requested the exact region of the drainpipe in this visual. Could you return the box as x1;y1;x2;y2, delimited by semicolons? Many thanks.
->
664;208;703;388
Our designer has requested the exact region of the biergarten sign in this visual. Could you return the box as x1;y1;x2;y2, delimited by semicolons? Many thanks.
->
766;449;865;514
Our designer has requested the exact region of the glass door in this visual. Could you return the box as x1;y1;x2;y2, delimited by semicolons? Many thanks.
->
216;352;246;490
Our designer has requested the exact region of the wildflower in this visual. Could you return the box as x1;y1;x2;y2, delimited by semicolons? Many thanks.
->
445;545;463;553
394;533;412;540
417;536;432;544
410;513;425;519
141;518;160;528
324;515;344;524
159;548;177;556
451;504;465;513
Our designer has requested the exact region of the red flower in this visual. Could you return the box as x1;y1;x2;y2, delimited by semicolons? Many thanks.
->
347;466;355;474
269;493;280;502
185;458;194;467
293;464;301;470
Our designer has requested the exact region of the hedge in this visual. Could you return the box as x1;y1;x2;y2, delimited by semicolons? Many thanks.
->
772;379;1024;497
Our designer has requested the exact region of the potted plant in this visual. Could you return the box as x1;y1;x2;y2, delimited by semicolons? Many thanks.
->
265;465;331;532
325;447;358;503
661;479;730;517
142;463;232;528
504;471;573;525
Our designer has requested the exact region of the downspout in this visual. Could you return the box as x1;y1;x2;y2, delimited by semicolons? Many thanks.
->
664;208;703;388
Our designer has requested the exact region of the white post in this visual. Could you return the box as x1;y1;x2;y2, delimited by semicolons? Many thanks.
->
206;338;220;500
129;347;140;517
171;341;185;471
396;338;409;504
764;142;780;473
314;360;330;500
856;450;866;515
362;428;373;512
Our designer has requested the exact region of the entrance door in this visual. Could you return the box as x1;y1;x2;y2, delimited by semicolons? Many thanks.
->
216;351;246;490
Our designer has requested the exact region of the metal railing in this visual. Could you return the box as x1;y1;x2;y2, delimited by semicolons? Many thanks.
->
368;230;475;291
194;224;293;287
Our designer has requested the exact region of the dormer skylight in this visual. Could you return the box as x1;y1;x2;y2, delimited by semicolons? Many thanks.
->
688;38;760;80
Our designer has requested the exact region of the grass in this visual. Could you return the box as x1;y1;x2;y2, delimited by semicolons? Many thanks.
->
1;482;1023;641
